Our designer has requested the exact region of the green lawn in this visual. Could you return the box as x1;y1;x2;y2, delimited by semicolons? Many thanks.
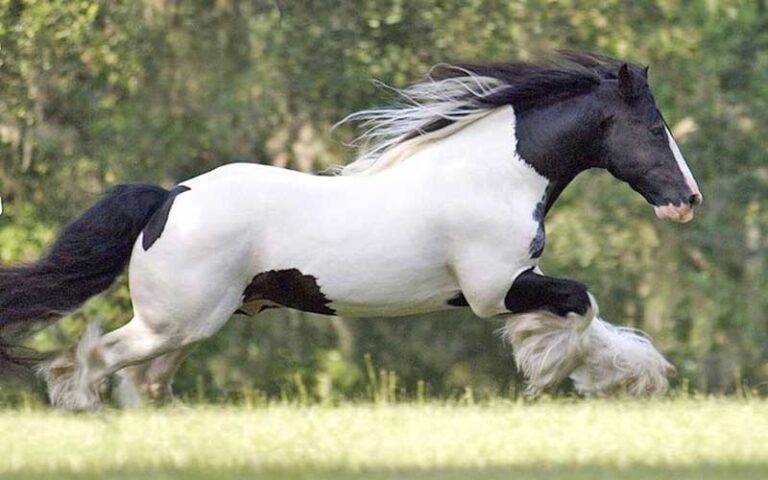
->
0;398;766;480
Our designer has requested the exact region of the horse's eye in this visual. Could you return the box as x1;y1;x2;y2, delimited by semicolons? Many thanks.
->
650;126;665;137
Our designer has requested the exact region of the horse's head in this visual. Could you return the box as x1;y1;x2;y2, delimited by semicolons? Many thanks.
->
339;52;702;224
597;64;702;222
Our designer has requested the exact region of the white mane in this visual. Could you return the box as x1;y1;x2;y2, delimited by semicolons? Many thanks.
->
335;67;510;176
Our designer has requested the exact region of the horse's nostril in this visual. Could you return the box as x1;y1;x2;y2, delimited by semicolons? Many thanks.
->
689;193;703;206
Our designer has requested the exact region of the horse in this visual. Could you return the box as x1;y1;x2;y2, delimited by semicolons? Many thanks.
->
0;52;702;410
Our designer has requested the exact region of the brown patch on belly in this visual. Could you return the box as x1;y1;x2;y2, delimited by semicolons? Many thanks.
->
242;269;336;316
236;301;280;316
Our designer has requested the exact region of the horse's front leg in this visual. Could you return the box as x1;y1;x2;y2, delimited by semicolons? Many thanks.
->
501;269;675;396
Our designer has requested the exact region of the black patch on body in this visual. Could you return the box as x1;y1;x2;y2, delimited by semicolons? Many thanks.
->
446;292;469;307
504;269;590;317
529;196;546;259
142;185;190;251
242;268;335;315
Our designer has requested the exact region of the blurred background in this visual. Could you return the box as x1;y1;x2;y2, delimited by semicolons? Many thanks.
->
0;0;766;402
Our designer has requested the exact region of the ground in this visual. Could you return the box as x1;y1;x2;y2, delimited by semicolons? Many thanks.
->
0;397;766;480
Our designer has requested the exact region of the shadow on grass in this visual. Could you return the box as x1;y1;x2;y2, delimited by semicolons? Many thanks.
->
4;464;767;480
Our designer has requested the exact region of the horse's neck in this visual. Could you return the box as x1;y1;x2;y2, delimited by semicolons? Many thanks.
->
399;106;551;206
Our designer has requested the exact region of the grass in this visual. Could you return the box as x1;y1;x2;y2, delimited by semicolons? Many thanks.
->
0;397;766;479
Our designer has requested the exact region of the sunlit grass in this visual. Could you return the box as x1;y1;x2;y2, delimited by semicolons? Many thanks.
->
0;397;766;479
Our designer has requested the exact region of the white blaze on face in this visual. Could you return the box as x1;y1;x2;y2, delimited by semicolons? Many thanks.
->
666;126;700;195
653;127;702;223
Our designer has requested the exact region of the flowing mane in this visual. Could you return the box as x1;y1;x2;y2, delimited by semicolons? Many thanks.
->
337;51;643;176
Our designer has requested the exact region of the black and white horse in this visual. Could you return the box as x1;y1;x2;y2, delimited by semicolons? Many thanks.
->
0;52;701;409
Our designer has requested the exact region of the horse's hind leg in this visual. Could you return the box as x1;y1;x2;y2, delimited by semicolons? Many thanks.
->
41;284;242;410
115;345;194;407
501;269;674;396
41;318;175;410
41;316;192;410
115;302;276;407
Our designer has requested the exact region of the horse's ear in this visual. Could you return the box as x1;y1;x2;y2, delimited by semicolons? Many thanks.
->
643;65;649;79
618;63;637;99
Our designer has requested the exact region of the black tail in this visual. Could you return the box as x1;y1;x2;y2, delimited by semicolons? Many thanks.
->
0;183;170;370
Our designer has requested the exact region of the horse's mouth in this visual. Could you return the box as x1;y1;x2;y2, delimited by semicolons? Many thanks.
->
654;204;694;223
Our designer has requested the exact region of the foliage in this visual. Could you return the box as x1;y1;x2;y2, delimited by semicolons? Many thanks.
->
0;0;766;398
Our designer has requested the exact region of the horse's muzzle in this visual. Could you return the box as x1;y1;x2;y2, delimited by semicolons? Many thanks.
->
654;203;695;223
654;191;702;223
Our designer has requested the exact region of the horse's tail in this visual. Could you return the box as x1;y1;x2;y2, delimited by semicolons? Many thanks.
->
0;183;171;371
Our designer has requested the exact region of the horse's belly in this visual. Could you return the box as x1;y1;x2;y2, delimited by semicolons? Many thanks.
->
248;246;461;317
324;265;460;317
237;180;463;316
331;299;455;317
